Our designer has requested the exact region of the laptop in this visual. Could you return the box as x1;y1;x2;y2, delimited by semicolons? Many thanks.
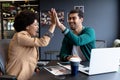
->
79;47;120;75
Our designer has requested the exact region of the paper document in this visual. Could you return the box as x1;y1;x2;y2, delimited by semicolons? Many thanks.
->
57;62;89;71
44;65;71;76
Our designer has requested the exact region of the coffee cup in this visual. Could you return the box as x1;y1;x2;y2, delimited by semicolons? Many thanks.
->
70;57;81;76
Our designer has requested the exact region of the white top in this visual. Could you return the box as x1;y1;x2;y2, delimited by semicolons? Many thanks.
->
72;45;86;61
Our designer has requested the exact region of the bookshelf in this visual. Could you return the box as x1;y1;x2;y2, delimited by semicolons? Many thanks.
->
0;1;39;39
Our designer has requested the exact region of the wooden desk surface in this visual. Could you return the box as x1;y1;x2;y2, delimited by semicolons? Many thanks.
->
30;61;120;80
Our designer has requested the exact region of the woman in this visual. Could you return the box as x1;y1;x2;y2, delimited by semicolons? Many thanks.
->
6;9;56;80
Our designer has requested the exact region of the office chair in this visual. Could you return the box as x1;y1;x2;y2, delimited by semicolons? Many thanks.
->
96;40;107;48
0;39;17;80
44;50;60;60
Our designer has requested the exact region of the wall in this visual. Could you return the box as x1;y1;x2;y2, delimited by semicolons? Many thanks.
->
84;0;118;47
39;0;119;60
118;0;120;38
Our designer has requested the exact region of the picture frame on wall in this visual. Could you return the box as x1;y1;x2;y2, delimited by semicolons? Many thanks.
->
74;6;84;13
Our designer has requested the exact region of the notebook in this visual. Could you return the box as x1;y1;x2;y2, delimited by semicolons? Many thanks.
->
59;47;120;75
79;47;120;75
44;65;71;76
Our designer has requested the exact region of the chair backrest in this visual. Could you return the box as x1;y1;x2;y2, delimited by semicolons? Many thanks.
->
0;39;10;74
96;40;107;48
113;39;120;47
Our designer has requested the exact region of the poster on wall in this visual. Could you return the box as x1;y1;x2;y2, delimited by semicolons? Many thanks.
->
40;10;64;26
74;6;84;13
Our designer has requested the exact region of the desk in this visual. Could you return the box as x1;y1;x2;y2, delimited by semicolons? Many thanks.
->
30;61;120;80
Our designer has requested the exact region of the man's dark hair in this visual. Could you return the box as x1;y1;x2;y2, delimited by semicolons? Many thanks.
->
68;9;84;18
13;10;38;32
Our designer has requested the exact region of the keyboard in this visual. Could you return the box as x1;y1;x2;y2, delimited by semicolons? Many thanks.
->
79;64;89;72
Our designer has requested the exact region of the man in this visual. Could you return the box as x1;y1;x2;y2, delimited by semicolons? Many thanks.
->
51;8;96;62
